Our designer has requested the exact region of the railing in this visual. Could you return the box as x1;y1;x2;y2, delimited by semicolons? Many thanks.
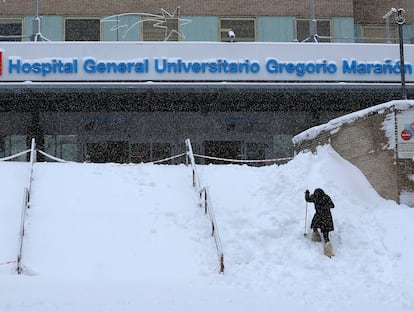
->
6;139;89;274
199;186;224;273
192;153;293;164
185;138;225;274
17;186;30;274
153;152;186;164
17;138;36;274
37;149;74;163
0;149;30;162
4;138;293;274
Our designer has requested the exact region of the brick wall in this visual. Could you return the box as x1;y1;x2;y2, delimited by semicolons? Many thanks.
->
353;0;412;24
294;106;414;206
0;0;353;17
4;1;414;23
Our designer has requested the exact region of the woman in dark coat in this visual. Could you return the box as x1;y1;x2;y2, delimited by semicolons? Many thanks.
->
305;188;335;257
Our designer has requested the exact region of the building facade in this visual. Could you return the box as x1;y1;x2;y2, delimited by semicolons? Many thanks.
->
0;1;414;163
1;1;412;44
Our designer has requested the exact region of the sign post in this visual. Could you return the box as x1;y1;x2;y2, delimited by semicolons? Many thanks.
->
396;8;407;100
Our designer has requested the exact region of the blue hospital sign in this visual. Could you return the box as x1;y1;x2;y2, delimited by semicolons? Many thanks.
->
1;42;414;82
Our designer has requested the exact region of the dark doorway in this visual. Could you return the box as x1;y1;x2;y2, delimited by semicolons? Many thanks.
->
203;141;242;164
86;141;129;163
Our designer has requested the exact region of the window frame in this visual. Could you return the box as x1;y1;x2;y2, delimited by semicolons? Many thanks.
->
130;141;172;163
64;17;102;41
0;17;23;41
142;16;180;41
295;18;332;42
44;134;79;162
272;134;294;159
361;25;398;43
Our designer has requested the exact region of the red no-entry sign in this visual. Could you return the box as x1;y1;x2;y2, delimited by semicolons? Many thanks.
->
401;129;412;141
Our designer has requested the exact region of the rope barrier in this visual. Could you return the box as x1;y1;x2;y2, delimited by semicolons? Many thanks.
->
0;149;30;161
37;150;74;163
152;152;186;164
193;153;293;164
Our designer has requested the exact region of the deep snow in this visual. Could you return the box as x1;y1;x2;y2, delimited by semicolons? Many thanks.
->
0;145;413;311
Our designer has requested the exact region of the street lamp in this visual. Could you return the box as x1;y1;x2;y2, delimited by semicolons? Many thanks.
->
411;0;414;43
395;8;407;100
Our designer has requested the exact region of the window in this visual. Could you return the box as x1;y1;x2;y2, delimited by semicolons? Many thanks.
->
86;141;129;163
2;135;27;161
0;18;22;41
273;134;293;159
361;25;397;43
65;18;100;41
131;143;151;163
220;18;256;42
45;135;78;162
246;142;266;160
130;142;172;163
153;143;171;162
143;16;179;41
245;142;267;166
203;141;242;164
0;137;4;156
296;19;331;42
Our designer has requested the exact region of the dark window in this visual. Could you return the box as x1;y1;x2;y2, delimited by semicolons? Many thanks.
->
153;143;171;162
143;17;179;41
0;19;22;41
107;141;128;163
273;134;293;160
130;142;172;163
86;142;106;163
131;143;151;163
203;141;242;164
0;136;4;156
362;25;397;43
86;141;128;163
220;18;255;42
296;19;331;42
246;142;266;160
65;18;100;41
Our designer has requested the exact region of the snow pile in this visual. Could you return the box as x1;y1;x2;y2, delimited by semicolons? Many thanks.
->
0;145;413;311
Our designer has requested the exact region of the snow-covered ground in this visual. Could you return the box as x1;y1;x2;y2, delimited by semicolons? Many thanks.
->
0;145;413;311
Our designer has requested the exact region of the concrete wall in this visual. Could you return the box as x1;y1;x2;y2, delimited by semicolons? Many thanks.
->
353;0;412;24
